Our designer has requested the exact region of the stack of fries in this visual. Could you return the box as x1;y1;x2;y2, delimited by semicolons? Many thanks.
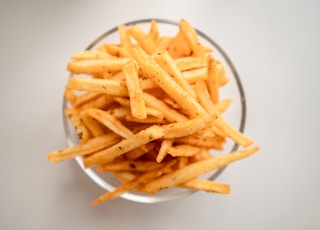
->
47;19;259;205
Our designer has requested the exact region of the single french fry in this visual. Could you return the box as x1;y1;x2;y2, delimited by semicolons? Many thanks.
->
128;25;156;54
175;135;224;150
181;179;230;194
215;116;253;147
215;98;231;114
206;55;220;104
118;25;132;52
123;60;147;119
67;58;130;74
182;67;207;83
84;125;165;167
70;50;110;60
162;113;218;139
194;80;216;114
47;133;121;162
148;20;159;42
175;57;206;71
167;144;200;157
131;47;207;118
65;107;91;143
156;139;174;163
179;19;204;57
67;77;128;96
97;160;163;172
141;146;259;193
64;88;77;105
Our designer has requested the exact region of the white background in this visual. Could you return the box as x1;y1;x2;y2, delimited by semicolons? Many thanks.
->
1;0;319;229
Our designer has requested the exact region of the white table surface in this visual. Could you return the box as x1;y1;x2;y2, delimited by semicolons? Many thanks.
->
1;0;319;229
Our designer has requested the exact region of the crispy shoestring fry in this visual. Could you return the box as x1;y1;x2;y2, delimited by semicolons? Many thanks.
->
46;19;259;205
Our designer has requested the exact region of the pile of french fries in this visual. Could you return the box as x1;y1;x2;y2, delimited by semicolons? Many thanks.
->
47;19;259;206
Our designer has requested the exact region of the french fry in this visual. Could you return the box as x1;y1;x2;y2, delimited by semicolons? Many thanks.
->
67;77;128;96
148;20;159;42
118;25;132;52
47;133;121;162
141;146;260;193
68;58;130;74
194;79;216;114
206;55;220;104
80;110;106;137
97;160;163;172
128;25;156;54
70;50;110;60
179;19;204;57
175;56;206;71
65;107;91;143
123;59;147;119
156;139;173;163
162;113;218;139
167;144;200;157
181;179;230;194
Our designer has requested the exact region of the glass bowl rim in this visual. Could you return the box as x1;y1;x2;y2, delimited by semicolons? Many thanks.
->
62;18;246;203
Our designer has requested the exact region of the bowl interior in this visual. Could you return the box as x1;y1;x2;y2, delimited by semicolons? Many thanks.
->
63;18;246;203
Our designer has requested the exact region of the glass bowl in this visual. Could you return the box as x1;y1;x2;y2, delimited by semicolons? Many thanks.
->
63;18;246;203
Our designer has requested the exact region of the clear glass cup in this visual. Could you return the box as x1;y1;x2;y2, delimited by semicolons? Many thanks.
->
63;18;246;203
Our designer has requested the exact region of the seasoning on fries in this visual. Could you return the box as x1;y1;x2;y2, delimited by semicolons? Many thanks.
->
46;19;259;205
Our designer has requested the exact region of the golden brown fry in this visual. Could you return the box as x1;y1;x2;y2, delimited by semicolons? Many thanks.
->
67;77;128;96
65;107;91;143
175;57;206;71
123;60;147;119
47;133;121;162
68;58;130;74
182;67;207;83
167;144;200;157
148;20;159;42
179;19;204;57
156;139;173;163
70;50;110;60
206;55;220;104
162;113;218;139
194;80;216;114
80;110;106;137
128;25;156;54
118;25;132;52
97;160;163;172
215;116;254;147
141;146;259;193
181;179;230;194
